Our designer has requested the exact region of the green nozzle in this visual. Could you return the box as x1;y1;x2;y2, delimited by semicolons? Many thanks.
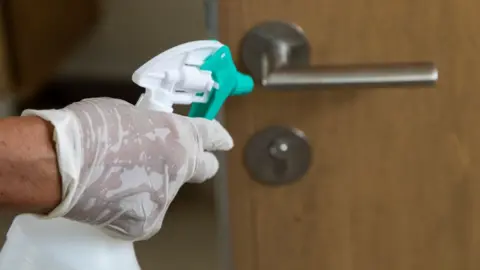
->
233;73;255;95
188;44;254;120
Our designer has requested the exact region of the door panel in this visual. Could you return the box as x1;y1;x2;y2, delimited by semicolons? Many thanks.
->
222;0;480;269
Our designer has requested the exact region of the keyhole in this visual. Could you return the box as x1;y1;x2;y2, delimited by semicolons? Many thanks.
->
269;138;290;176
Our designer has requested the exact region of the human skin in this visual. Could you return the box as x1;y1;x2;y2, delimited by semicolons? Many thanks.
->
0;116;61;214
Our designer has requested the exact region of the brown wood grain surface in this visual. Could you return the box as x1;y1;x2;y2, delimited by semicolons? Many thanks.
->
222;0;480;269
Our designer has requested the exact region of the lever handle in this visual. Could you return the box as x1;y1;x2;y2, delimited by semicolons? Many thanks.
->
241;21;438;89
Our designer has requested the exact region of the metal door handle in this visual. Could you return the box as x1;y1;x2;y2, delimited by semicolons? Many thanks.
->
241;21;438;89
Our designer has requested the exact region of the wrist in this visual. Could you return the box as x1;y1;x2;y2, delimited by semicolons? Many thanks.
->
0;116;61;214
21;109;83;217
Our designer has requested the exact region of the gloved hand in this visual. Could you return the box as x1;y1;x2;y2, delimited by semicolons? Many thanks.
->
22;97;233;241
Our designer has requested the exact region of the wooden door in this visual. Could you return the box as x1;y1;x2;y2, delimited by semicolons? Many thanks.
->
221;0;480;269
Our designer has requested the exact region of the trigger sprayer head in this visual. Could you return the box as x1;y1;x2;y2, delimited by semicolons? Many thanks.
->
132;40;254;119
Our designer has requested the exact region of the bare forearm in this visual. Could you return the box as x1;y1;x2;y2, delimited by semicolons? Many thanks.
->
0;116;61;214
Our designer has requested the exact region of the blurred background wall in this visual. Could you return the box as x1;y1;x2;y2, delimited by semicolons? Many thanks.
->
58;0;208;79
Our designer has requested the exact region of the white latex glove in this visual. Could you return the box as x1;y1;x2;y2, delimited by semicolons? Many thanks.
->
22;98;233;241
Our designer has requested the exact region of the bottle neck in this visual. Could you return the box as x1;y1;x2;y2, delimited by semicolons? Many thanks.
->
136;89;174;113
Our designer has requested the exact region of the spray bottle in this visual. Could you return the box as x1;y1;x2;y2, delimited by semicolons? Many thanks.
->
0;40;253;270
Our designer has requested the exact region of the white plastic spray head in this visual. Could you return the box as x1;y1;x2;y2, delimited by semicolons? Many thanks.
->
133;40;224;113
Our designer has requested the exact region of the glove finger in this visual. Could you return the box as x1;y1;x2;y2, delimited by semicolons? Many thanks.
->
189;152;219;183
189;118;234;151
